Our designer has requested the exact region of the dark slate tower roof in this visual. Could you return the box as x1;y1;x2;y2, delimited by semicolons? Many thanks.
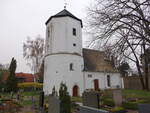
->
45;9;83;27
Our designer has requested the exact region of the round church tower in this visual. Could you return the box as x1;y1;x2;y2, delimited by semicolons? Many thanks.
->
43;9;84;96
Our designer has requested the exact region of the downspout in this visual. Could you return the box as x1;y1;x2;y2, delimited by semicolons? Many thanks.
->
83;71;86;91
104;69;106;89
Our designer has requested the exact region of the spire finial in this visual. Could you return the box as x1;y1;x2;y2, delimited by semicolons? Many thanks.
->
64;0;67;9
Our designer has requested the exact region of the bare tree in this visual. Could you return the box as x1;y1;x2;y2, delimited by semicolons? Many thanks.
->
23;35;45;81
0;63;9;70
87;0;150;90
37;60;44;83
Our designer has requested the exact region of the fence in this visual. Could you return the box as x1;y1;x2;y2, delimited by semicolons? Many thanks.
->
123;76;150;90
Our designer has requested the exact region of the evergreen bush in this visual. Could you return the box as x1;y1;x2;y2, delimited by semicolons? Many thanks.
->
59;83;71;113
6;58;18;92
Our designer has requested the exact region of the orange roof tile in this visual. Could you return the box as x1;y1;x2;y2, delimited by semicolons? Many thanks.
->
16;73;34;82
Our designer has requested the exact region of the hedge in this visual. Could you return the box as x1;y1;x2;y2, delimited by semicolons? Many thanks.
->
17;82;43;88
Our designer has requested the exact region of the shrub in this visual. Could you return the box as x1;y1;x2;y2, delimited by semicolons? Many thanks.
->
18;82;43;88
6;58;18;93
59;83;71;113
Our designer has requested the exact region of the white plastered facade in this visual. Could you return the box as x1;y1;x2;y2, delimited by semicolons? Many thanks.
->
44;15;84;96
43;10;123;96
83;72;123;90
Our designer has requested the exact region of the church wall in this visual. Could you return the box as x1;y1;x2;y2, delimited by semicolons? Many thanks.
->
83;71;122;90
44;10;123;97
43;54;84;96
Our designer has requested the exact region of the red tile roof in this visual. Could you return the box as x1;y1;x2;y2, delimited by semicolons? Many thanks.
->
16;73;34;82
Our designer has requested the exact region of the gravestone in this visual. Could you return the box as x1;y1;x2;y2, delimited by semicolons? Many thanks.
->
138;104;150;113
16;92;20;101
39;91;44;108
48;95;60;113
113;89;122;106
82;91;100;109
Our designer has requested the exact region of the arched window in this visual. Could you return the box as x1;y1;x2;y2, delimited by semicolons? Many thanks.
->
70;63;74;71
107;75;111;87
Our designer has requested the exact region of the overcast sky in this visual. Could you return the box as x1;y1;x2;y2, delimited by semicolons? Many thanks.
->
0;0;92;73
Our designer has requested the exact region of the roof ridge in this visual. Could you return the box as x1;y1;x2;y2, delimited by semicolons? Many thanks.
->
54;9;76;17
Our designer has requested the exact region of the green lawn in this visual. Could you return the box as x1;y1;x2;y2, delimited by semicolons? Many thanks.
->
71;96;82;102
0;91;40;107
23;91;40;96
70;89;150;111
22;99;33;106
69;89;150;103
122;89;150;99
101;89;150;110
100;89;150;100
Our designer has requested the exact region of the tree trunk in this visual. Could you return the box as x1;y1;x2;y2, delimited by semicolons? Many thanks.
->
136;61;146;90
126;39;146;90
143;42;149;90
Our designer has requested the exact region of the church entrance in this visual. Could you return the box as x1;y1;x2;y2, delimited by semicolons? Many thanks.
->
72;85;79;97
94;79;99;90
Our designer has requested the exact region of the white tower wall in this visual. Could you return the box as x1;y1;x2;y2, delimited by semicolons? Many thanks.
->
44;12;84;96
43;54;84;96
45;17;82;55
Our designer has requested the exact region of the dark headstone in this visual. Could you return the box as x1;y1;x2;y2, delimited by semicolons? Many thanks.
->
79;106;109;113
82;91;100;109
16;92;20;100
138;104;150;113
39;91;44;108
48;95;60;113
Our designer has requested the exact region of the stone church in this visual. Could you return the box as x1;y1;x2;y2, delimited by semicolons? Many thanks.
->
43;9;123;96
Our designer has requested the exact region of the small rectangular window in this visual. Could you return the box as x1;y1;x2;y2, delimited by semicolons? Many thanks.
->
73;28;76;36
88;74;92;78
47;27;50;37
107;75;111;87
70;63;74;71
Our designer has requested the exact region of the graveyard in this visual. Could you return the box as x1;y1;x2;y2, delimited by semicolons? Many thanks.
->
0;0;150;113
0;89;150;113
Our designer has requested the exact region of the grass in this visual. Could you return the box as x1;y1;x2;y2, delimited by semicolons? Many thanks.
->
71;96;82;102
100;89;150;110
23;91;40;96
1;89;150;111
100;89;150;100
22;100;33;106
0;91;40;107
122;89;150;99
